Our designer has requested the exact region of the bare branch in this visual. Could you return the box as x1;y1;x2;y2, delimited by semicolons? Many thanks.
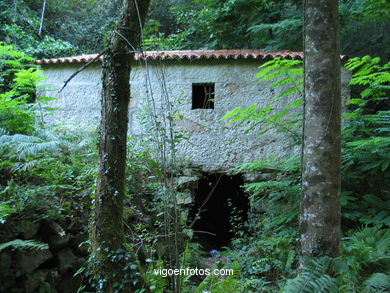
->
58;50;106;93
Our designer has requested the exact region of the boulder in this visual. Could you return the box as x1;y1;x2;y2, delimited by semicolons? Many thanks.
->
174;176;199;189
0;250;12;272
41;221;66;237
48;234;71;251
17;248;53;273
57;248;77;273
0;221;19;242
56;273;82;293
176;192;193;205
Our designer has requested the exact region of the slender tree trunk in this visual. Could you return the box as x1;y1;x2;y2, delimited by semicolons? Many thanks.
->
38;0;46;36
91;0;150;291
300;0;341;266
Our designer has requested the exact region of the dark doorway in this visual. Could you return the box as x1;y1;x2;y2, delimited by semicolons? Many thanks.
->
188;173;249;250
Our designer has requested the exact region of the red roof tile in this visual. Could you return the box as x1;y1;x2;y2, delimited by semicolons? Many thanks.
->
35;49;348;65
35;49;316;65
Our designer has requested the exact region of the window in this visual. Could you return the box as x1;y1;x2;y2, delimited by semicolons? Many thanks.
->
192;83;215;109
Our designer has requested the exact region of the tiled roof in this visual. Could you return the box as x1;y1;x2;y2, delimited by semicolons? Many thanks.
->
35;49;311;65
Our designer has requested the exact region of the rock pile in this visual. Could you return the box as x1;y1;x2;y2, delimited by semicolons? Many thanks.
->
0;219;89;293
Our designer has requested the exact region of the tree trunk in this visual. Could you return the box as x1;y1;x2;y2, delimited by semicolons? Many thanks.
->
91;0;150;291
300;0;341;266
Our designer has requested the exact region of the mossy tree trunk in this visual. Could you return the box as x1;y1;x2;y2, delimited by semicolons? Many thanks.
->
300;0;341;267
91;0;150;291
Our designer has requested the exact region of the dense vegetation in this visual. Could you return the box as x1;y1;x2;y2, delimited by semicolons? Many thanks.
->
1;0;389;60
0;0;389;292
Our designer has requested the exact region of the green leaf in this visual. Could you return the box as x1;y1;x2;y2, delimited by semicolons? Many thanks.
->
221;106;242;121
0;239;48;251
347;98;366;105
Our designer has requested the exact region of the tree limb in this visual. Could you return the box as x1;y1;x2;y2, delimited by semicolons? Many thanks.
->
58;50;106;93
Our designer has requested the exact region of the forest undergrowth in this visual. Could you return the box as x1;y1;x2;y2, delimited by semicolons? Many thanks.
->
0;44;389;292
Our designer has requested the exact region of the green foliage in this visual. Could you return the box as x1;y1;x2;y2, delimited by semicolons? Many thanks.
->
341;57;390;227
159;0;303;50
145;259;168;292
344;56;390;102
223;55;390;229
219;58;304;289
256;58;303;99
282;226;390;292
0;43;38;134
3;24;76;59
232;237;296;292
222;55;389;291
237;156;300;238
142;0;388;61
0;239;48;251
78;245;146;292
0;125;97;291
0;0;76;58
193;261;243;293
41;0;120;55
222;58;303;143
0;202;15;224
0;126;97;223
0;43;56;135
224;157;300;291
0;93;35;134
143;19;192;50
99;248;145;292
339;0;390;60
282;257;339;293
1;0;389;60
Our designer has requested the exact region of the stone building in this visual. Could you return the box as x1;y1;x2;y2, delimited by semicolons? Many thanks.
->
37;49;350;248
37;49;350;173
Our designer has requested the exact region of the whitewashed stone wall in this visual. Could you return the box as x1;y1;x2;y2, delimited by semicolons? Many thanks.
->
39;59;350;172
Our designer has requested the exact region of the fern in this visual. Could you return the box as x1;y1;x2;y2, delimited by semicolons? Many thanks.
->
362;273;390;293
179;242;193;291
341;57;390;227
0;127;97;171
282;257;334;293
345;56;390;97
144;259;168;293
221;58;303;143
0;203;15;223
194;261;242;293
0;239;48;251
282;226;390;293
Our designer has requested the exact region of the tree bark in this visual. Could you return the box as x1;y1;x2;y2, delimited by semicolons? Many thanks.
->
300;0;341;266
91;0;150;291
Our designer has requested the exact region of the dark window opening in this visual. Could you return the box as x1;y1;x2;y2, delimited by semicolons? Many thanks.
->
192;83;215;109
188;173;249;250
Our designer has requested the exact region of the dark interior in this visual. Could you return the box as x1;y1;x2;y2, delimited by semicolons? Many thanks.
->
192;83;215;109
188;173;249;250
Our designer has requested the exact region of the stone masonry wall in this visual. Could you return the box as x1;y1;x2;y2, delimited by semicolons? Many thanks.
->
39;59;350;172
